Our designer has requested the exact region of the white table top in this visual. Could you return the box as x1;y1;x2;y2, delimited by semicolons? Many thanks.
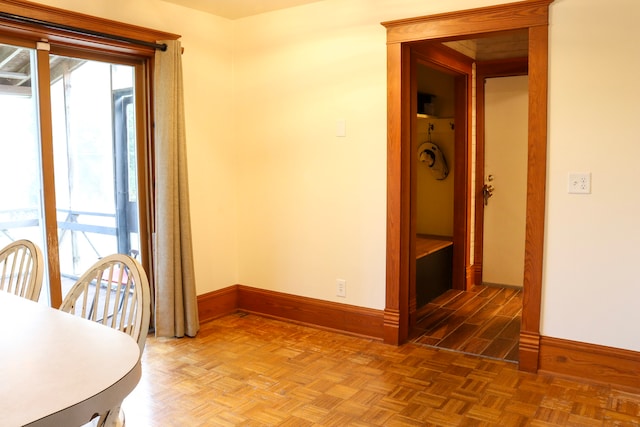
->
0;292;141;426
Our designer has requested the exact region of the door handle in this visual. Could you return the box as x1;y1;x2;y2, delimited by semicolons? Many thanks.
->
482;184;494;206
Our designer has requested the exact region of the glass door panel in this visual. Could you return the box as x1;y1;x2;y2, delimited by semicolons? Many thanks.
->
49;55;141;298
0;43;49;302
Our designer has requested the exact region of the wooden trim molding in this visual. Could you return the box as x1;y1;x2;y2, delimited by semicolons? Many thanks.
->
413;41;475;73
0;0;179;56
238;286;385;340
384;41;412;346
197;285;239;324
382;0;552;44
519;23;549;372
476;57;528;78
467;265;477;288
539;336;640;391
382;1;553;374
519;329;541;373
198;285;385;341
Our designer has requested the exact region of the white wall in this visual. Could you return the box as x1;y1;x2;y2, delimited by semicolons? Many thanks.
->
543;0;640;351
232;0;640;351
231;0;510;309
232;7;387;307
35;0;640;352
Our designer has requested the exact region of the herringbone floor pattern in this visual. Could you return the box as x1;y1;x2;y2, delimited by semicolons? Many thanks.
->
122;313;640;426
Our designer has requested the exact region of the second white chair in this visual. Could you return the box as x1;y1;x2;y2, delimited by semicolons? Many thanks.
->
60;253;151;427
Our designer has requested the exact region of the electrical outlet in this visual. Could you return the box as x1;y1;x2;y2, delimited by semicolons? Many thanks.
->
336;279;346;297
568;172;591;194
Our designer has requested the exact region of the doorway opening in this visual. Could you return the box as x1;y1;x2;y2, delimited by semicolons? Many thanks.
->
382;0;552;372
410;42;528;363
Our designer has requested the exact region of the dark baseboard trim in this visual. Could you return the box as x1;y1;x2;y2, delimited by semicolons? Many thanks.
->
197;285;384;341
197;285;239;324
539;336;640;391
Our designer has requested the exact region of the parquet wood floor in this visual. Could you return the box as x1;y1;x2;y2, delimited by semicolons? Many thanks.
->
413;285;522;363
121;312;640;426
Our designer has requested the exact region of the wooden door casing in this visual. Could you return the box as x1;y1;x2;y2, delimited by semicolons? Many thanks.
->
382;0;552;373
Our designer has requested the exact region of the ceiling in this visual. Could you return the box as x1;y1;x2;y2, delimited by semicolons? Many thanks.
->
162;0;324;19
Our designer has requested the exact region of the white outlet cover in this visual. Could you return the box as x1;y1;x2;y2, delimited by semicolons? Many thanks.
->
568;172;591;194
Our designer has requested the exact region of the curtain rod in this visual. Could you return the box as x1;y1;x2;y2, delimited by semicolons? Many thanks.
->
0;11;168;51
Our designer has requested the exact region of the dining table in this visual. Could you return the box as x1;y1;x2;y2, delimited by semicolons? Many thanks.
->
0;291;142;426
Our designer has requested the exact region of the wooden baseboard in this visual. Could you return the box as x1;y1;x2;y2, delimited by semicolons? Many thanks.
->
518;330;540;373
197;285;238;324
197;285;384;341
539;336;640;391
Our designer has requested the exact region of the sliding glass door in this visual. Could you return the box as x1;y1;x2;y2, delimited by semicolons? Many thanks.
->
0;40;144;305
0;43;48;297
50;55;141;299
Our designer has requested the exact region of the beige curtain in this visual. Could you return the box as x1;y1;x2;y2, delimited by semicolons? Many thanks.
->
153;40;199;337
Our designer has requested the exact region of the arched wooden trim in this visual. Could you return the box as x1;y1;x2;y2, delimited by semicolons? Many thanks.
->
382;0;553;373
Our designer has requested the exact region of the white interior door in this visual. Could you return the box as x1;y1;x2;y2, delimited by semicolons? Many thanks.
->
482;75;528;287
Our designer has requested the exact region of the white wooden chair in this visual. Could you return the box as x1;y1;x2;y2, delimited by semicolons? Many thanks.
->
60;253;151;427
0;239;44;302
